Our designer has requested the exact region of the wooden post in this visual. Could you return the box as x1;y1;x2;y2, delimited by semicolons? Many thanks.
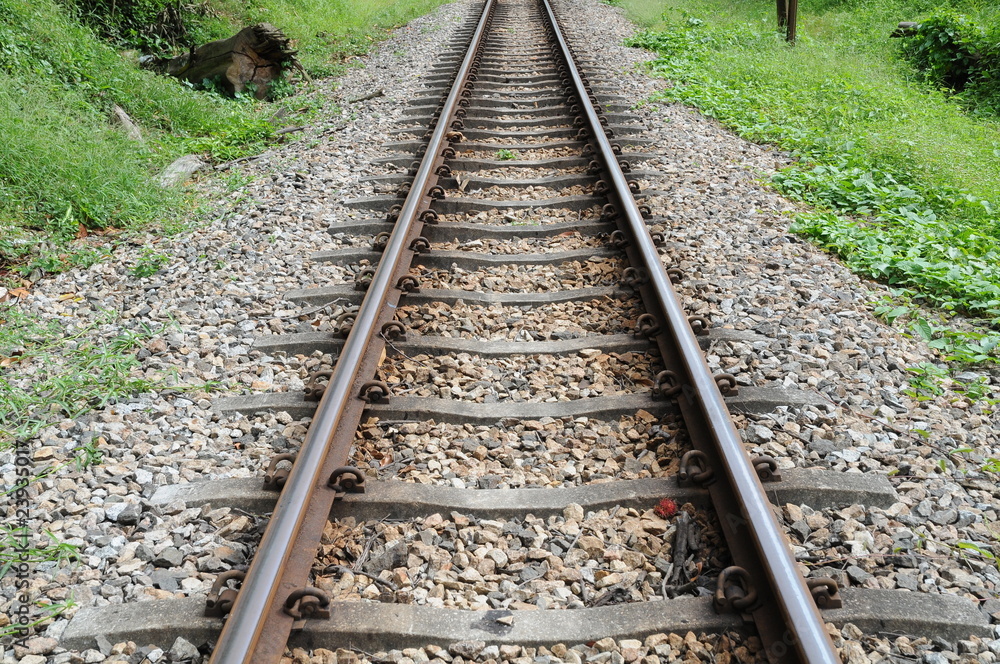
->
776;0;787;29
786;0;798;43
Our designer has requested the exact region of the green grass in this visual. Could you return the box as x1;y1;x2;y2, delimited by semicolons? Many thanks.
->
0;0;274;275
203;0;456;77
619;0;1000;363
0;308;161;448
0;0;449;278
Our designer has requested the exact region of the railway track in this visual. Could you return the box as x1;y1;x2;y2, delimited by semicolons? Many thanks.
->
59;0;993;661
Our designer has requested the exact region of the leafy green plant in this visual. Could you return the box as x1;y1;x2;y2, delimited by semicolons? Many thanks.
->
903;362;949;400
494;148;519;161
955;375;995;403
953;540;997;561
907;316;1000;364
901;10;984;92
624;3;1000;354
267;75;296;101
899;10;1000;115
131;248;170;278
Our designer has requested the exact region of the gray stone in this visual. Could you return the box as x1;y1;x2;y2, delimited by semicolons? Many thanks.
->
363;540;407;574
960;641;981;655
158;155;206;188
957;511;978;528
196;556;225;573
896;573;919;591
448;642;486;659
105;502;129;522
111;104;144;143
847;565;872;585
150;570;180;591
168;636;201;661
930;509;958;526
96;634;114;655
153;547;184;568
117;503;142;525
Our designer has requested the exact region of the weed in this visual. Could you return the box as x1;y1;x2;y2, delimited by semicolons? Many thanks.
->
0;597;77;639
131;248;170;278
0;308;159;448
0;528;80;580
954;540;997;561
903;362;949;400
495;148;519;161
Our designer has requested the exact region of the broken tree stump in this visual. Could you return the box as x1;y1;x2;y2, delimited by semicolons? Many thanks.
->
145;23;297;99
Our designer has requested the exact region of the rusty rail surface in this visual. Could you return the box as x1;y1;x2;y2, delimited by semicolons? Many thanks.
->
206;1;497;661
538;1;839;662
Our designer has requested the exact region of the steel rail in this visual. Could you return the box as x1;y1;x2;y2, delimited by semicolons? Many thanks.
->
537;2;840;663
207;2;496;661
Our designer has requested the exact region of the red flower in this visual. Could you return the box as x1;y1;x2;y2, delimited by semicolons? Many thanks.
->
655;498;678;519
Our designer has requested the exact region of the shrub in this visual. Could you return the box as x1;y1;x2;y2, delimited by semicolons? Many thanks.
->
59;0;201;52
902;10;983;90
900;9;1000;114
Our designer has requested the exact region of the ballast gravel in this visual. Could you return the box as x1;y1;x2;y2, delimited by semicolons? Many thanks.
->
350;413;683;488
379;350;659;402
415;258;624;293
434;233;606;254
316;506;722;609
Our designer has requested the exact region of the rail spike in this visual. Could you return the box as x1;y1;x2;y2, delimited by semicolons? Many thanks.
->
807;577;843;609
328;466;367;498
282;588;331;621
205;570;246;617
262;453;297;491
304;369;335;401
752;454;782;482
714;566;759;614
678;449;715;487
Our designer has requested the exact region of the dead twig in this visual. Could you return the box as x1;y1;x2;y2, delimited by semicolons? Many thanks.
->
322;564;398;592
347;89;385;103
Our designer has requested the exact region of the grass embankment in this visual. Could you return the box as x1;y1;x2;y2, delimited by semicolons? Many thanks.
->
0;0;447;452
0;0;447;278
617;0;1000;366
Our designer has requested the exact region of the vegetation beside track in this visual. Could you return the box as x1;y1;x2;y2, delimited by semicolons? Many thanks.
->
0;0;447;280
0;0;449;459
619;0;1000;365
